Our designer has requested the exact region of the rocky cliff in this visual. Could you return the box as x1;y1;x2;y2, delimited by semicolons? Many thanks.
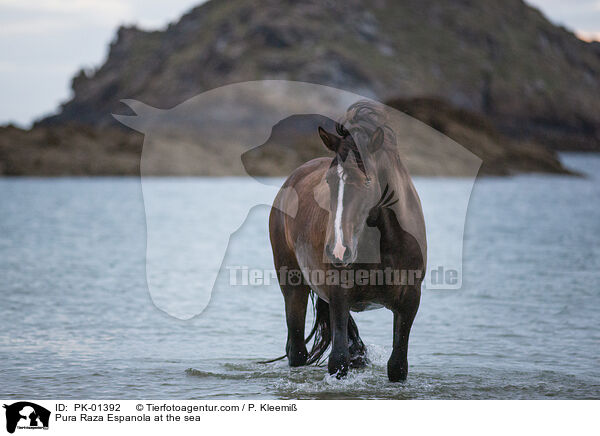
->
3;0;598;176
39;0;600;151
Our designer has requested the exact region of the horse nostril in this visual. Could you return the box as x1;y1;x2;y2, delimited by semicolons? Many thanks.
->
326;244;340;262
343;249;352;263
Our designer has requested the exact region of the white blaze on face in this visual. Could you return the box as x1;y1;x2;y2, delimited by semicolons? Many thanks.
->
333;163;346;261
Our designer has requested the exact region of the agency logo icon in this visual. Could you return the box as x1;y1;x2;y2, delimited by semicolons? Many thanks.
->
3;402;50;434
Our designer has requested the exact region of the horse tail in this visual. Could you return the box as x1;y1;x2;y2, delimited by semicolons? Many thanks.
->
305;294;331;365
257;354;286;364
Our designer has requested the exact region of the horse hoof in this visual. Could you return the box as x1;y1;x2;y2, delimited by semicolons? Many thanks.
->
388;371;407;382
330;366;348;379
349;354;369;369
387;363;408;382
287;347;308;367
328;356;349;378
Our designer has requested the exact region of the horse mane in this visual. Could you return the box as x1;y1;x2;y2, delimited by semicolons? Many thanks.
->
332;100;396;178
342;100;427;263
335;122;350;137
340;100;398;154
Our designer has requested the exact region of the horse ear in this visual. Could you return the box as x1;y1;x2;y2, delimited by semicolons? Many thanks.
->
318;126;340;152
369;127;384;152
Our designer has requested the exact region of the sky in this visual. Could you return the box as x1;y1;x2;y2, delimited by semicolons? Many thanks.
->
0;0;599;127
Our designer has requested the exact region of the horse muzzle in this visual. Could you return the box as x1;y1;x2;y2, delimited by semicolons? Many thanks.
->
326;243;355;267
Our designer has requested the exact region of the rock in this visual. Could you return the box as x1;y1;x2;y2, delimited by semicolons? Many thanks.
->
35;0;600;152
2;0;596;176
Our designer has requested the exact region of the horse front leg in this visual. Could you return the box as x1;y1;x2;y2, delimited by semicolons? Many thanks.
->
388;286;420;382
282;283;309;367
328;289;350;378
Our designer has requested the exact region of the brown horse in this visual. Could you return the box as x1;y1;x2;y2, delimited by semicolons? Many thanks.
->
269;102;427;381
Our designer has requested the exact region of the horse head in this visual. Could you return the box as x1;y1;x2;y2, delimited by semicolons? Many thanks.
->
318;120;386;267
